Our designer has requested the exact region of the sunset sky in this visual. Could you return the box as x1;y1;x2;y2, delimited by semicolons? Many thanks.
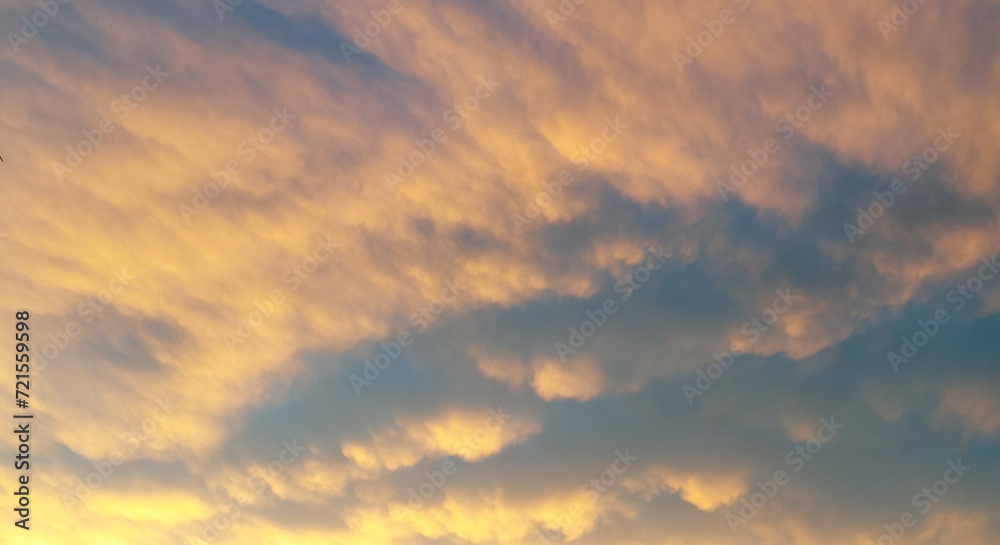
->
1;0;999;543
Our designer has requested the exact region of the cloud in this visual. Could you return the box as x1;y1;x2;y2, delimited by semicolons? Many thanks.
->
0;0;998;544
938;384;1000;436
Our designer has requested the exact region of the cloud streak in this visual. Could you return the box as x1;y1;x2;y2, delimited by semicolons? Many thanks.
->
0;0;998;543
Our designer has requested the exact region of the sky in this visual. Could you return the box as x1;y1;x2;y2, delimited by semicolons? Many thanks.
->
0;0;998;543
